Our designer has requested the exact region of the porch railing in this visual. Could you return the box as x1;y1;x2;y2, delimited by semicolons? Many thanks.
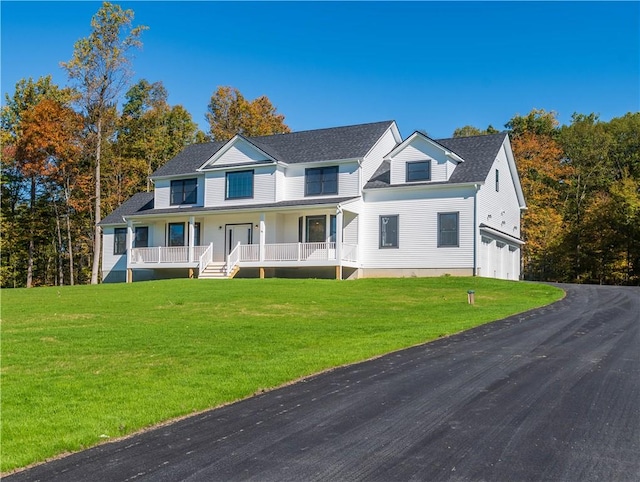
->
226;242;241;276
239;242;337;262
198;243;214;276
130;245;210;265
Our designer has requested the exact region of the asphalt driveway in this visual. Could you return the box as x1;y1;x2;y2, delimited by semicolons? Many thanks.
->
8;284;639;482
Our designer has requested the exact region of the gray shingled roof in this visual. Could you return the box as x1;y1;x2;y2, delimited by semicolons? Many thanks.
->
100;192;155;225
100;193;358;225
364;132;507;189
438;132;507;184
151;121;395;177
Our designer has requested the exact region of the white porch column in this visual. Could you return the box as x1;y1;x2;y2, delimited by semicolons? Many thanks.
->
336;207;343;279
126;219;134;283
188;216;195;263
259;213;266;262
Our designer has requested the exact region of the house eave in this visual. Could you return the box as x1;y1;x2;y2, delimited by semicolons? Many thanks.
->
364;181;483;192
122;197;361;222
479;224;525;245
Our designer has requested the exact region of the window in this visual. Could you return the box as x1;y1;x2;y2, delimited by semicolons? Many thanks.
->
170;178;197;205
438;212;459;247
329;215;337;242
168;223;185;247
406;160;431;182
495;169;500;192
379;215;398;248
306;216;326;242
305;166;338;196
114;228;127;255
193;222;201;246
134;227;148;248
226;170;254;199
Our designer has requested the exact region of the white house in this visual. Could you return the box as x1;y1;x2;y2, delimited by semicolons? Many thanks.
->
100;121;526;282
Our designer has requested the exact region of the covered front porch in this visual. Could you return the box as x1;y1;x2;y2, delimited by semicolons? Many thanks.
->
123;202;360;281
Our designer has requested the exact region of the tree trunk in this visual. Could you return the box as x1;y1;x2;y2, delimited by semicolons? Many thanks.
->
26;176;36;288
66;211;75;286
54;201;64;286
91;118;102;284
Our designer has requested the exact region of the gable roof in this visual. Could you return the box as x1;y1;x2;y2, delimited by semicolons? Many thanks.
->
365;132;508;189
151;121;396;178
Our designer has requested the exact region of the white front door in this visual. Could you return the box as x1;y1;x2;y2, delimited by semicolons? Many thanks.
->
226;224;253;254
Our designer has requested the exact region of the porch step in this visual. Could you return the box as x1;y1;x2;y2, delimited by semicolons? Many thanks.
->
198;262;239;280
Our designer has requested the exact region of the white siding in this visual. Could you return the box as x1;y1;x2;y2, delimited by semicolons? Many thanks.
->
275;167;285;202
205;140;270;167
477;144;521;241
343;211;358;245
154;179;170;209
204;166;276;207
361;128;399;188
283;161;360;201
389;137;458;185
101;226;127;274
360;186;475;269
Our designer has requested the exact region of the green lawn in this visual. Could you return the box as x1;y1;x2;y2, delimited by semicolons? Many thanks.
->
1;277;563;472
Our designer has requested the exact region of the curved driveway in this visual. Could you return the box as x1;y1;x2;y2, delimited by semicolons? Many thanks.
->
9;284;640;481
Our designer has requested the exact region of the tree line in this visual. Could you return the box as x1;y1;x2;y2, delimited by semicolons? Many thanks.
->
2;2;638;287
1;3;289;288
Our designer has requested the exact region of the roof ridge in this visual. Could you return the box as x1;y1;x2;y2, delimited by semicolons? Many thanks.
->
436;131;507;142
246;120;395;141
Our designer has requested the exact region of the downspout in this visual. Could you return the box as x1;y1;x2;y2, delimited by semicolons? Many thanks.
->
473;184;479;276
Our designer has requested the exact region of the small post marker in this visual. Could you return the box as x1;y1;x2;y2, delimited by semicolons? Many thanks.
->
467;290;475;305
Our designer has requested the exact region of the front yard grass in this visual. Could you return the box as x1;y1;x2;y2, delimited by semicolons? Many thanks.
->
1;277;563;472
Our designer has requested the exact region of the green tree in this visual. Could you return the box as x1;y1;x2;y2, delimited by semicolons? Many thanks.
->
206;86;290;141
1;77;77;287
506;109;570;281
116;80;198;199
559;113;614;281
452;124;499;137
62;1;146;284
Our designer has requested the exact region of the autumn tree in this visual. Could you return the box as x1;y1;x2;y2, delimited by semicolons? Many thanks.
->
206;86;290;141
559;113;614;281
506;109;570;280
115;79;198;201
0;76;77;287
62;1;146;284
16;99;84;286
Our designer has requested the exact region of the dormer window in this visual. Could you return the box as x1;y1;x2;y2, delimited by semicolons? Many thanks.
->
406;160;431;182
170;178;197;205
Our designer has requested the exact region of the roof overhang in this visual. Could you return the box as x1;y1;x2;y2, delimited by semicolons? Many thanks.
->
121;197;361;222
363;181;482;193
480;224;525;246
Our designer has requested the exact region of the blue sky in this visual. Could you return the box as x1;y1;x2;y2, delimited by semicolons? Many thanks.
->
2;1;638;139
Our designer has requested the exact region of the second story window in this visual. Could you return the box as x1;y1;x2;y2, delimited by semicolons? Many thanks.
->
406;160;431;182
305;166;338;196
170;178;197;205
226;170;254;199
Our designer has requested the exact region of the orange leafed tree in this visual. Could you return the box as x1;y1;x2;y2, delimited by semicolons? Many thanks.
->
507;110;572;280
16;99;84;286
206;86;290;141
